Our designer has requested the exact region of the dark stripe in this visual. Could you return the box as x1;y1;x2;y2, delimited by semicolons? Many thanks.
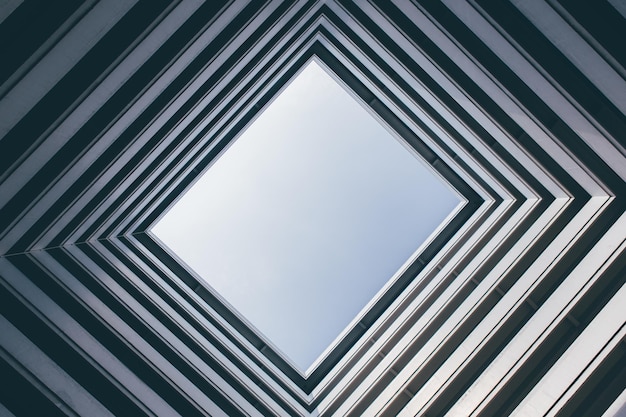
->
556;0;626;70
0;0;84;87
0;0;172;205
0;352;70;417
0;0;173;244
0;272;150;416
477;0;626;149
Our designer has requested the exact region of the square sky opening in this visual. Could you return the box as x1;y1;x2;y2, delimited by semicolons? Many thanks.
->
151;59;461;374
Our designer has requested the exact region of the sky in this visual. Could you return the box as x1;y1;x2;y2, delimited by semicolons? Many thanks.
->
152;60;461;373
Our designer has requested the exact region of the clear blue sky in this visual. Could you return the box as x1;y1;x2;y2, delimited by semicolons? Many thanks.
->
152;60;461;373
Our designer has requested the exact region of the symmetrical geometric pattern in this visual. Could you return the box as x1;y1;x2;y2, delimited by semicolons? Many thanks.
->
150;58;464;375
0;1;624;416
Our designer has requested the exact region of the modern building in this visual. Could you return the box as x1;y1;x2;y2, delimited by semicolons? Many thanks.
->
0;1;624;416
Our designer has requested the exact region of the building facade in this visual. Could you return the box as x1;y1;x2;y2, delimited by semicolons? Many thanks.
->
0;1;625;416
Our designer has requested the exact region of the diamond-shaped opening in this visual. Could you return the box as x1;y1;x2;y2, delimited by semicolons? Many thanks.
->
151;59;462;374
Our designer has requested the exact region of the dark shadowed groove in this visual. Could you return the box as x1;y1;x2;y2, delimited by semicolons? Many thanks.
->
0;0;173;222
0;352;70;417
11;250;248;417
554;334;626;417
0;0;84;88
0;274;151;417
476;0;626;149
556;0;626;70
